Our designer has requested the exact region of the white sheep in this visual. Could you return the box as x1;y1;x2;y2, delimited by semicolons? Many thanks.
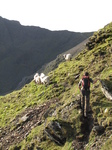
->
34;73;41;84
34;73;39;80
33;73;39;81
35;76;41;84
34;72;50;85
40;73;49;84
63;53;72;61
40;73;46;84
41;75;50;85
40;73;46;79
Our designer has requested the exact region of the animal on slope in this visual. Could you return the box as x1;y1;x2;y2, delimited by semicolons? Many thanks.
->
63;53;72;61
40;73;50;85
33;73;41;84
34;72;50;85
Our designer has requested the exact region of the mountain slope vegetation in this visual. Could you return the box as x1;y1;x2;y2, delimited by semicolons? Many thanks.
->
15;38;89;90
0;16;93;95
0;23;112;150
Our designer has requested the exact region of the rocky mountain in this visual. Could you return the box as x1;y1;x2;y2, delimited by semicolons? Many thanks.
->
0;22;112;150
0;16;93;95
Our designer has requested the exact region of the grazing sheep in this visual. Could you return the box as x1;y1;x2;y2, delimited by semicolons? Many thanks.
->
35;76;41;84
34;73;39;80
41;76;50;85
40;73;46;79
34;73;41;84
34;72;50;85
63;53;72;61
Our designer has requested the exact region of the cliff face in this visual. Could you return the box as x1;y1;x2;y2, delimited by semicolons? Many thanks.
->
0;16;93;95
0;22;112;150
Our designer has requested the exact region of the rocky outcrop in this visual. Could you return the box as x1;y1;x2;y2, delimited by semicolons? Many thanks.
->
92;125;105;135
44;121;66;145
100;80;112;100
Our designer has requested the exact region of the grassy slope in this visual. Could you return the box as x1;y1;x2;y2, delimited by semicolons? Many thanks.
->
0;23;112;150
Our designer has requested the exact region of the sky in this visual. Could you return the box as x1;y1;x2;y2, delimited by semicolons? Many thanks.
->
0;0;112;32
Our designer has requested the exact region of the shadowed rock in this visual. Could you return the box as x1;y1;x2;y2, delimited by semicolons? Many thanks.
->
44;121;66;145
100;80;112;100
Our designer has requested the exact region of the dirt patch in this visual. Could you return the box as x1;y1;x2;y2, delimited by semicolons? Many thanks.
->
0;98;59;150
72;107;94;150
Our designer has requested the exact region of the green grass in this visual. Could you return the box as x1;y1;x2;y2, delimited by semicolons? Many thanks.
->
1;22;112;149
101;136;112;150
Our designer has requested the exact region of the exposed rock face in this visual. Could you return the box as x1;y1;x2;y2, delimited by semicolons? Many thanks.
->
100;80;112;100
44;121;66;145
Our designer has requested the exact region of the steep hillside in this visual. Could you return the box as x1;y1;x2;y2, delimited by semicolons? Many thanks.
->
15;38;89;90
0;16;93;95
0;23;112;150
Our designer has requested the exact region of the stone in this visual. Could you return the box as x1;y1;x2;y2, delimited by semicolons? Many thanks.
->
20;114;29;122
92;125;105;135
100;80;112;100
44;121;66;145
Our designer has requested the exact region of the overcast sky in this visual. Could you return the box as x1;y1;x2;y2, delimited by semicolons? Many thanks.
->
0;0;112;32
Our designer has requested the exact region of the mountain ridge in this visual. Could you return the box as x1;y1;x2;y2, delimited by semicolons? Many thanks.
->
0;16;93;95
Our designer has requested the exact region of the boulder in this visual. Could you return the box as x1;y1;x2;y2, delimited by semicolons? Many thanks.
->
92;125;105;135
100;80;112;100
44;121;66;145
